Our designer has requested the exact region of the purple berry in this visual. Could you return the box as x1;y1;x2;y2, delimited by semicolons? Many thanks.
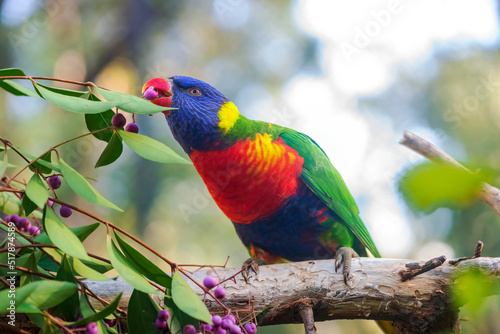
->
243;323;257;334
4;215;11;223
48;197;54;207
144;86;159;100
104;318;116;327
155;318;167;330
112;113;127;128
158;309;170;321
28;225;41;236
212;315;223;327
230;324;242;334
224;314;236;324
214;327;227;334
48;175;62;190
201;323;213;331
18;218;31;230
125;123;139;133
183;324;196;334
85;322;99;334
59;206;73;218
214;286;226;299
10;214;20;225
221;319;233;330
203;275;218;289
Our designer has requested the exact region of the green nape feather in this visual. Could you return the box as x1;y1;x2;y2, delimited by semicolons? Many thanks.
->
280;131;381;258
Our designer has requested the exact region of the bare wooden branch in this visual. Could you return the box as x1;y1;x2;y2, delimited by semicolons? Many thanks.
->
85;257;500;333
400;130;500;215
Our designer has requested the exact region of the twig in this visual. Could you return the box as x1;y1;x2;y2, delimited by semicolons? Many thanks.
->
449;240;484;266
399;255;447;282
297;303;317;334
400;131;500;215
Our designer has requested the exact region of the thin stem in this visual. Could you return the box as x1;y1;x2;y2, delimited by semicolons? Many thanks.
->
0;263;54;279
0;75;99;88
0;244;56;253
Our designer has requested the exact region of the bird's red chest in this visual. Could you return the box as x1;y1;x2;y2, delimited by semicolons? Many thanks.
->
190;134;304;224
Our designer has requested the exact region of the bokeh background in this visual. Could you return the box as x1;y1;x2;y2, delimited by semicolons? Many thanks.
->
1;0;500;332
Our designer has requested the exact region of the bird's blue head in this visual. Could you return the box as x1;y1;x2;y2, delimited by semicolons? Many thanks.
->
142;76;236;155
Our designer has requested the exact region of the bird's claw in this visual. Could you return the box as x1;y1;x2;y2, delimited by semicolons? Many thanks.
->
241;258;266;282
334;247;359;285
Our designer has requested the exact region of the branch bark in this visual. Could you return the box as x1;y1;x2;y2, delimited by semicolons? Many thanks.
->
85;257;500;333
400;130;500;215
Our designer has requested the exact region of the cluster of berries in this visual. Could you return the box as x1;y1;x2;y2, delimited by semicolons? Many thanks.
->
4;214;41;236
47;175;73;218
155;275;257;333
111;113;139;133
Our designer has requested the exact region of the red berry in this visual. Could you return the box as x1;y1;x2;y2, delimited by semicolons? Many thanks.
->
48;175;62;190
214;286;226;299
155;318;167;330
125;123;139;133
144;86;159;100
203;275;218;289
158;310;170;321
183;324;196;334
243;322;257;334
60;206;73;218
112;113;127;128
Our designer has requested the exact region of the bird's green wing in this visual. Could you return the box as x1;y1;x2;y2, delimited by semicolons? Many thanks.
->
280;130;381;258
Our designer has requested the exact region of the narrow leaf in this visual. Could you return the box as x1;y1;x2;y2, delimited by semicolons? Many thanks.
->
106;235;159;295
97;87;172;114
35;222;100;244
33;82;116;114
29;151;52;174
172;271;212;324
37;83;86;97
127;290;162;334
43;207;90;261
69;256;109;281
58;157;122;211
119;130;190;164
0;80;38;97
25;173;49;208
23;280;78;310
85;95;114;142
115;231;172;288
0;68;27;77
73;293;122;326
55;256;80;320
164;291;200;334
95;132;123;168
22;194;38;216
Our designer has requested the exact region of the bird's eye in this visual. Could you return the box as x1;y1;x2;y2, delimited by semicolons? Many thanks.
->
189;87;202;96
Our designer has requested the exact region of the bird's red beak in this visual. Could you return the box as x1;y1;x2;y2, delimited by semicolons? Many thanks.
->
142;78;173;116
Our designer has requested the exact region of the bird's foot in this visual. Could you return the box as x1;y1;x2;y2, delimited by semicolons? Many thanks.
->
241;258;267;282
334;247;359;285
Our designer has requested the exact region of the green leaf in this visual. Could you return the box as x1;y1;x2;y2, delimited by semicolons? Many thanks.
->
119;130;190;164
114;231;172;288
25;173;49;208
55;256;80;320
0;148;7;179
43;206;90;261
22;194;38;216
399;163;485;213
164;290;200;334
171;271;212;324
85;96;114;142
29;151;53;174
106;235;159;295
451;269;499;313
58;157;122;211
37;83;86;97
0;79;38;97
95;132;123;168
0;68;27;77
33;82;117;114
35;222;100;244
127;290;162;334
73;293;122;326
96;87;173;114
40;317;62;334
69;256;109;281
0;191;22;215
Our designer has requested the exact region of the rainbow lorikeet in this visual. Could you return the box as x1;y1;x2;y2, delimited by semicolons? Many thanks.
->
142;76;381;282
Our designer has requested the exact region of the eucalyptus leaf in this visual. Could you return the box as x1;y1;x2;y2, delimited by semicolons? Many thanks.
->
25;173;49;208
119;130;190;164
95;132;123;168
127;290;162;334
58;157;122;211
0;79;38;97
96;87;172;114
0;68;27;77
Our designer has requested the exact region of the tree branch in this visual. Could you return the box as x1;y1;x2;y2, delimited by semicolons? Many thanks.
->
400;130;500;215
84;257;500;333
